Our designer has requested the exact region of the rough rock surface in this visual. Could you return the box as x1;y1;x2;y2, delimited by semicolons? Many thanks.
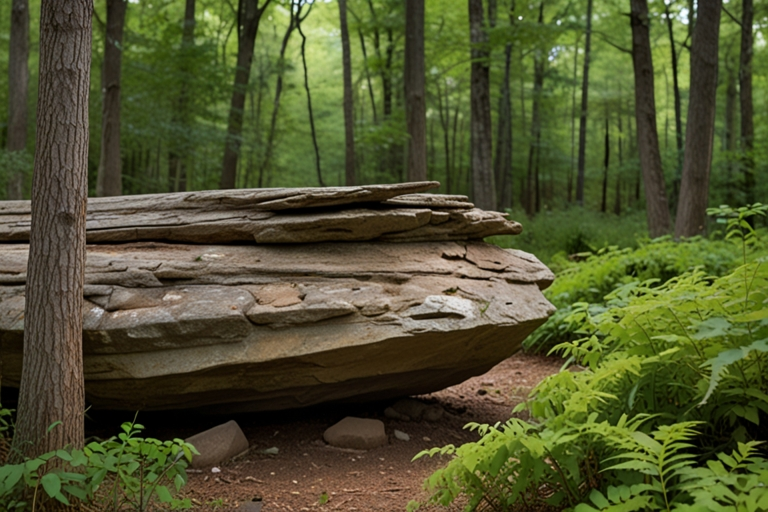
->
323;417;388;450
0;183;555;412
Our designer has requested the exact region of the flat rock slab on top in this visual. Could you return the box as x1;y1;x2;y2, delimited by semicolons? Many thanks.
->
0;182;523;244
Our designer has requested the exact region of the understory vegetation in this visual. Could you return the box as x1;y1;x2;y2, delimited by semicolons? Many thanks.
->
0;417;196;511
410;205;768;511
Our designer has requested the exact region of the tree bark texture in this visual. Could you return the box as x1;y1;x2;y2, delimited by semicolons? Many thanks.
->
339;0;356;186
221;0;271;189
674;0;721;238
740;0;754;204
405;0;427;182
469;0;495;210
629;0;671;238
6;0;30;200
575;0;592;206
168;0;196;193
11;0;91;462
96;0;127;197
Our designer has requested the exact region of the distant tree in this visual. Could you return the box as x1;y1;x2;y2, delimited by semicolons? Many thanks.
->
740;0;754;206
405;0;427;182
494;0;515;209
96;0;127;197
296;3;324;186
629;0;671;237
469;0;495;210
339;0;356;185
575;0;593;206
6;0;30;200
663;0;683;202
168;0;196;193
525;2;545;216
11;0;91;462
221;0;272;189
675;0;722;238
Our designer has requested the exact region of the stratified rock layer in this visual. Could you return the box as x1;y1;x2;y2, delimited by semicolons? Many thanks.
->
0;183;554;412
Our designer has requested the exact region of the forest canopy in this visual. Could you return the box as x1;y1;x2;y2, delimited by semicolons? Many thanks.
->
0;0;765;225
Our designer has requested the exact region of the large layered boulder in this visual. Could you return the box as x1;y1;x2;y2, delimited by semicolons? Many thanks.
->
0;182;555;412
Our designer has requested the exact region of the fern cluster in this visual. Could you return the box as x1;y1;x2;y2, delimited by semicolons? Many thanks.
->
410;205;768;512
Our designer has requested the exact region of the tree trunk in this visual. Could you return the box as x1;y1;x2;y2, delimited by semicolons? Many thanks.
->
575;0;592;206
10;0;91;463
568;33;580;205
724;63;737;205
469;0;495;210
297;12;324;186
629;0;671;238
220;0;271;189
614;111;623;215
405;0;427;182
495;39;514;209
339;0;356;186
258;1;303;187
168;0;196;193
674;0;721;238
740;0;754;206
601;115;609;213
664;2;683;196
96;0;127;197
6;0;30;200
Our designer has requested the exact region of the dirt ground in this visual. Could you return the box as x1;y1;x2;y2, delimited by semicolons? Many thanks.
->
84;352;563;512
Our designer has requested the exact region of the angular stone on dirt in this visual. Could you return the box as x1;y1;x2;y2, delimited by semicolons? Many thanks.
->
394;430;410;441
185;420;249;469
323;417;387;450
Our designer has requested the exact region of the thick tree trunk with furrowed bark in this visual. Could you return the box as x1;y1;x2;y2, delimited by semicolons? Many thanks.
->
629;0;671;238
10;0;92;464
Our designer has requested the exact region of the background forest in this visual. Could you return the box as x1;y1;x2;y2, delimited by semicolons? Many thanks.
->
0;0;766;242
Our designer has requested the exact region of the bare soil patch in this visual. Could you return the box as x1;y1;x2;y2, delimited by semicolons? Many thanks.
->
84;352;562;511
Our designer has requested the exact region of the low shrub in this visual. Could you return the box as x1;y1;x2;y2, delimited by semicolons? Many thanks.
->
0;417;198;511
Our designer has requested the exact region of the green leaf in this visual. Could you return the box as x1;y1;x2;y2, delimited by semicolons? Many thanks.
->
40;473;61;498
155;484;173;503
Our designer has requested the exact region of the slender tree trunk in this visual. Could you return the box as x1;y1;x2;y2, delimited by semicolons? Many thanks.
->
221;0;271;189
674;0;721;238
358;28;378;124
495;39;514;209
575;0;593;206
11;0;91;463
630;0;671;237
601;115;609;213
297;12;324;186
469;0;495;210
740;0;754;205
405;0;427;182
568;33;580;205
451;99;461;193
258;1;303;187
436;78;452;193
724;64;737;205
664;2;683;193
614;110;623;215
339;0;356;185
168;0;196;193
96;0;126;197
6;0;30;200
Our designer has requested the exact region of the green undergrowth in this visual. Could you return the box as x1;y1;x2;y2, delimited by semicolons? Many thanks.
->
409;205;768;512
0;416;198;511
489;208;649;268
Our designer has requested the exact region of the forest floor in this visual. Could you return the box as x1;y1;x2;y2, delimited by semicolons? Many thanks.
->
86;352;563;512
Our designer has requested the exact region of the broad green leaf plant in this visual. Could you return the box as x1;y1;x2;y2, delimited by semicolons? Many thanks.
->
0;416;198;511
409;205;768;512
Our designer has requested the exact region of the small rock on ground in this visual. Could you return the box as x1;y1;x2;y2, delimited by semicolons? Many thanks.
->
323;416;387;450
